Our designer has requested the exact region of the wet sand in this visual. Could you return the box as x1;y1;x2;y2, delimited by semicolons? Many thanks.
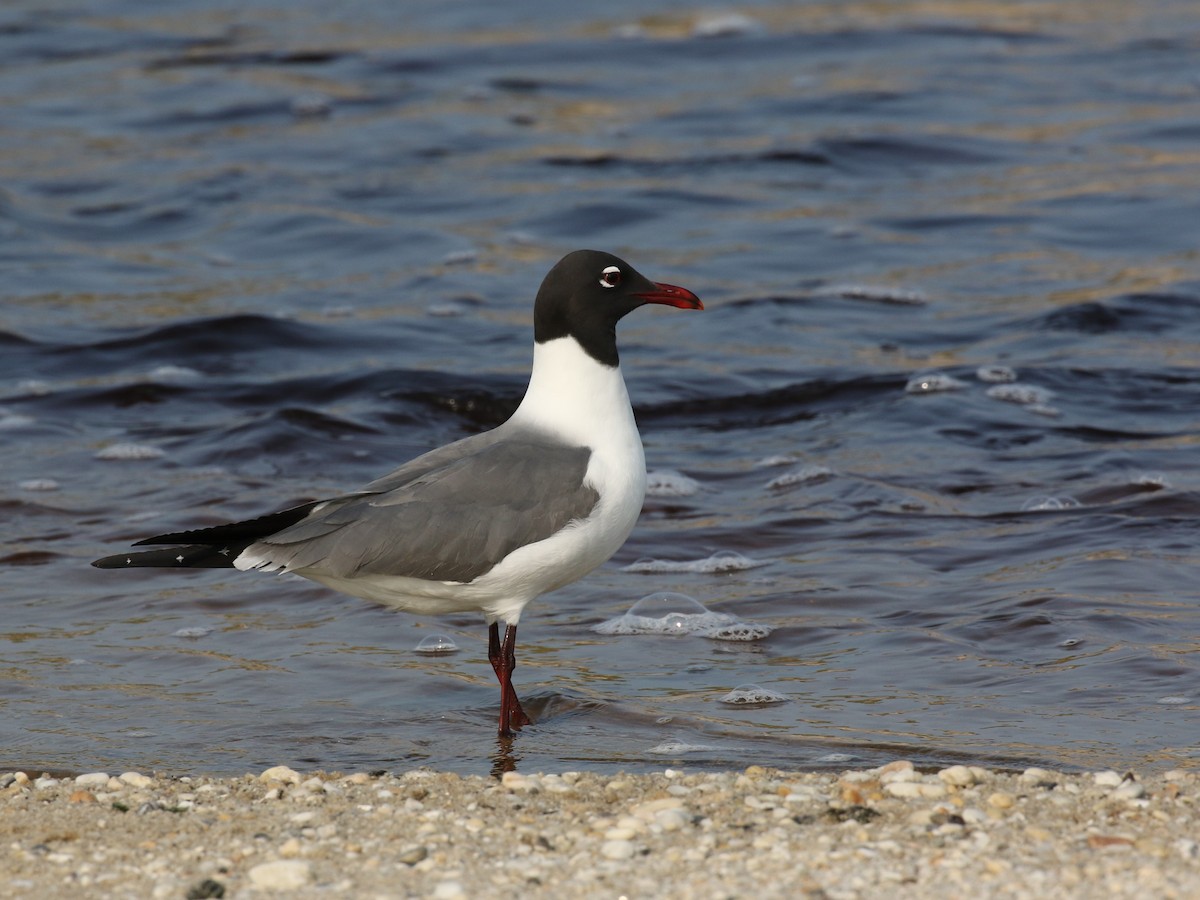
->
3;761;1197;898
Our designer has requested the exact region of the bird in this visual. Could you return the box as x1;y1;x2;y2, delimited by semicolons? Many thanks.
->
92;249;703;736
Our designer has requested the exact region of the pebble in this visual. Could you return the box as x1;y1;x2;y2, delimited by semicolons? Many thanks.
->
260;765;302;785
118;771;154;789
889;781;947;800
601;839;637;860
938;765;979;787
397;845;428;865
988;792;1016;810
247;860;311;890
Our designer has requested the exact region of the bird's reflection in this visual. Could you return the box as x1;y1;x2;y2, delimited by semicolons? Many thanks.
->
490;733;521;778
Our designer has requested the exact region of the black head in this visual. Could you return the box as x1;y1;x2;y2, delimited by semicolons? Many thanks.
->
532;249;702;367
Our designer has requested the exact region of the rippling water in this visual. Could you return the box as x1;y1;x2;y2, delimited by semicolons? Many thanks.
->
3;1;1199;777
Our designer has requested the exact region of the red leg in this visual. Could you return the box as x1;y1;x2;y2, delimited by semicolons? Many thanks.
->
488;622;532;735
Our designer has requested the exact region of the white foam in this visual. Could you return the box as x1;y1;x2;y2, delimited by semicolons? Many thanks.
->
905;372;968;394
647;741;717;755
816;753;856;764
830;283;929;306
95;443;166;461
702;621;774;641
754;454;800;468
718;684;788;706
427;300;474;318
1133;472;1170;488
17;379;51;396
1028;403;1061;418
645;469;701;497
414;634;459;655
1157;696;1192;706
172;627;212;639
766;465;833;490
1021;496;1081;512
986;383;1055;405
441;249;478;266
19;478;59;492
0;409;34;429
290;93;332;117
977;364;1017;383
692;12;762;38
148;365;201;380
622;550;766;575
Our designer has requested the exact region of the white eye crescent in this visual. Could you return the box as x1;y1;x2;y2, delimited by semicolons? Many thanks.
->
598;265;622;288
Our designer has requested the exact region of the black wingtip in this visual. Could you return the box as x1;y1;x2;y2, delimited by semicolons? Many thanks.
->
90;545;242;569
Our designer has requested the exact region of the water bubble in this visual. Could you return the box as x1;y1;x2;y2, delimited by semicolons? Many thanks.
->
986;383;1055;405
645;469;701;497
594;592;772;641
718;684;789;706
977;365;1017;383
1021;496;1081;512
628;591;709;620
95;443;166;461
414;634;459;655
905;372;968;394
766;465;833;490
1058;638;1083;648
1157;696;1192;706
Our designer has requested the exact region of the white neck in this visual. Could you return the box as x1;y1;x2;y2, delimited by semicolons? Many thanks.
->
508;336;639;449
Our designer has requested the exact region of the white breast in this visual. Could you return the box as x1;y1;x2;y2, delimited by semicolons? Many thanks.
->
461;336;648;622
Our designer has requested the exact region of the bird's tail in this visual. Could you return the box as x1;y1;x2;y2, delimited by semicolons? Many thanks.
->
91;501;322;570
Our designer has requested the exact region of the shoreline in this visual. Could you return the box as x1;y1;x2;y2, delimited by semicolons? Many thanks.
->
4;761;1198;897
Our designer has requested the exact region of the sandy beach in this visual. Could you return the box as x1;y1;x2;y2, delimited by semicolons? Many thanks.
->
3;761;1197;898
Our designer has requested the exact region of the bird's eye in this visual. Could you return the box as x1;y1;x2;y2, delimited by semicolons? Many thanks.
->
598;265;622;289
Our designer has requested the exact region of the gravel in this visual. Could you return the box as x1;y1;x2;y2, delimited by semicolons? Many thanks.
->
2;761;1198;898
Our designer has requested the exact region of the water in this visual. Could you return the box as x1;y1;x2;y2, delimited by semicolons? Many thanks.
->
3;0;1199;777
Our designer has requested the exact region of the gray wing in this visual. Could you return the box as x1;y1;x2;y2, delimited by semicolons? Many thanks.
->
241;435;599;583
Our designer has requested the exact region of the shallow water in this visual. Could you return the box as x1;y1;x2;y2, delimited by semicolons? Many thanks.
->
3;0;1199;777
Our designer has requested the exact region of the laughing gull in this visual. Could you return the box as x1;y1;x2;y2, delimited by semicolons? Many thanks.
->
93;249;702;736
